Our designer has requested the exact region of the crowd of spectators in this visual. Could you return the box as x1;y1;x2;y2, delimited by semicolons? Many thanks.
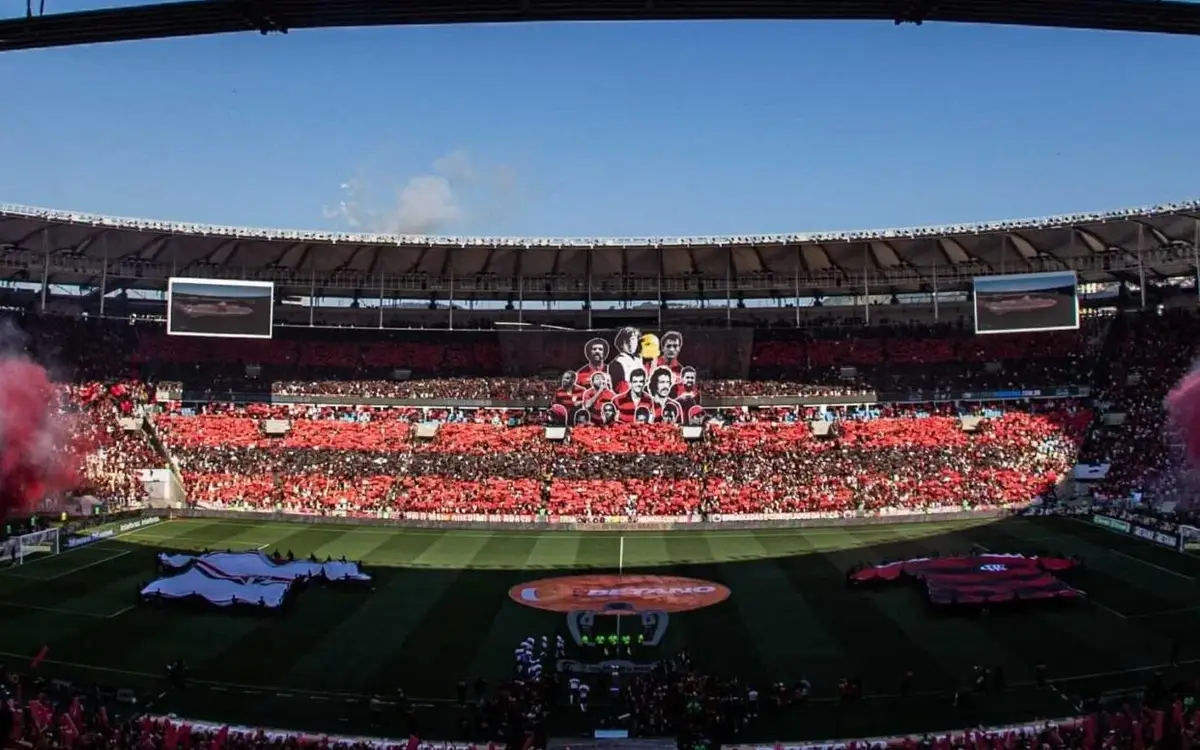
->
7;656;1200;750
154;399;1088;518
0;310;1142;527
129;321;1098;402
0;313;1103;411
1079;310;1200;502
63;382;162;508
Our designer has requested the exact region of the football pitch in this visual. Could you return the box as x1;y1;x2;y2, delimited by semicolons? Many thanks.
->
3;515;1200;743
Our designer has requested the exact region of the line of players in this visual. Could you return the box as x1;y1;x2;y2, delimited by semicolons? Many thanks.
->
513;635;595;712
514;635;565;681
552;329;703;426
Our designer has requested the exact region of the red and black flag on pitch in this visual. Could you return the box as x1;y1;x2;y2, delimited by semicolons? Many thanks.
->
851;554;1083;605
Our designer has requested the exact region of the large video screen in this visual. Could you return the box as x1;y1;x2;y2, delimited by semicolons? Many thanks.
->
973;271;1079;335
167;278;275;339
520;328;745;427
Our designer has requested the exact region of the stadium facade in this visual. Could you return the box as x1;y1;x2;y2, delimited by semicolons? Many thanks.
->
0;200;1198;331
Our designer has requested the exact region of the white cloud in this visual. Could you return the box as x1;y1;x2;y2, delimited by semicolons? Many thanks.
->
324;150;519;236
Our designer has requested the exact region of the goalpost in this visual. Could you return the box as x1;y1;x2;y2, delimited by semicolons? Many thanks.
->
1180;525;1200;553
0;528;61;567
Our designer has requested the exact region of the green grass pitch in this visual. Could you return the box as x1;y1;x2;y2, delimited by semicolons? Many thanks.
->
3;515;1200;743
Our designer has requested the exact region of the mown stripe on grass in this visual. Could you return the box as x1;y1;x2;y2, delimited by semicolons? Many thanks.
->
660;534;767;681
974;520;1180;680
361;532;528;697
987;519;1184;610
284;529;447;692
0;548;160;664
190;528;395;688
766;528;958;694
1040;518;1200;577
914;520;1153;685
257;527;356;558
706;532;840;680
463;532;561;685
880;524;1040;689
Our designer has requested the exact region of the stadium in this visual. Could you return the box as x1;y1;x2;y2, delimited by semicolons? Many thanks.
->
3;193;1200;750
5;3;1200;750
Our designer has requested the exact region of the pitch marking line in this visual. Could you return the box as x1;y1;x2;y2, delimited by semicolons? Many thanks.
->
0;601;107;619
1049;683;1084;713
1109;549;1192;580
6;519;175;571
1090;599;1129;620
45;549;134;581
1129;604;1200;619
0;549;133;583
120;534;276;552
0;569;46;581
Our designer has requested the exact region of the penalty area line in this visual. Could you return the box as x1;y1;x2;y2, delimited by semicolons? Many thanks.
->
0;600;107;619
1109;550;1193;581
41;550;134;582
1090;599;1129;620
1129;604;1200;620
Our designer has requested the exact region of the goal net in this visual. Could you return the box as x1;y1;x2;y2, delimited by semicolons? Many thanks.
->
0;528;61;567
1181;525;1200;552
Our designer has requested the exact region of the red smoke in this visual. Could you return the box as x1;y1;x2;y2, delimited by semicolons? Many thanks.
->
1166;371;1200;467
0;359;79;523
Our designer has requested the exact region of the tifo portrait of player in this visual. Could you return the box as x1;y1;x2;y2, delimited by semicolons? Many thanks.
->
551;370;579;424
580;372;617;423
552;329;703;427
609;327;643;394
658;331;684;376
649;367;673;400
660;400;682;423
672;366;699;414
599;400;618;425
576;338;609;389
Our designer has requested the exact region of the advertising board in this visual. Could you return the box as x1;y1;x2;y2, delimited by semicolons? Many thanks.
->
1092;514;1131;534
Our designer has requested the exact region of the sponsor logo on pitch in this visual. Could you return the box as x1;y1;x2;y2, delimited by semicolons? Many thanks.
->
509;574;730;613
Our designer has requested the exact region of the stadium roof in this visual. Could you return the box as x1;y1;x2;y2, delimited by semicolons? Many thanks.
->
1;200;1199;298
4;0;1200;52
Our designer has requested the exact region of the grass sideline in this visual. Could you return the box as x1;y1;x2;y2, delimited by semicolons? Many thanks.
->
2;515;1199;742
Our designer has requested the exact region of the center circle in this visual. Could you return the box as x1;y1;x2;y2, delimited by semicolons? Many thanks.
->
509;573;731;613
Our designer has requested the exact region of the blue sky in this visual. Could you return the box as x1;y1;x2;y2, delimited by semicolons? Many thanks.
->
2;12;1200;239
974;272;1078;294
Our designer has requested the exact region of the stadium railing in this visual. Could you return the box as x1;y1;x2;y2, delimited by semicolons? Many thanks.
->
143;714;1082;750
159;384;1092;410
140;710;1089;748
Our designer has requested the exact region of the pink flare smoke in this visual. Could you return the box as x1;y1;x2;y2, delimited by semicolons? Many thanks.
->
0;359;79;523
1165;371;1200;468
